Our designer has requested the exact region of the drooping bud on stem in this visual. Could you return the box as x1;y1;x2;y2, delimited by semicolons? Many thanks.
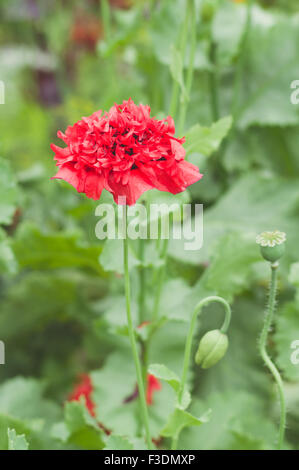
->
195;329;228;369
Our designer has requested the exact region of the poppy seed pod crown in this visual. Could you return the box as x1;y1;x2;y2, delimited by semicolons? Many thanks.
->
256;230;286;263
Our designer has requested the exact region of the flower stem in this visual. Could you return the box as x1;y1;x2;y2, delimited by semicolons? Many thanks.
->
123;205;152;449
171;436;178;451
208;41;220;122
137;199;150;388
152;237;168;322
169;0;191;118
138;238;146;325
138;236;148;388
178;0;197;135
231;0;253;121
258;263;286;450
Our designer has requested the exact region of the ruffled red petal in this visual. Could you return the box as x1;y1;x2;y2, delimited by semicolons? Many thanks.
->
139;161;202;195
52;164;105;200
51;163;80;189
84;170;105;200
106;169;154;205
176;160;203;188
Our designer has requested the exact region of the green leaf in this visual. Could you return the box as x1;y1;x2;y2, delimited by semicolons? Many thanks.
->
0;414;32;450
51;422;69;443
212;2;247;66
150;0;210;70
0;377;60;423
284;383;299;429
148;364;181;393
91;350;139;437
172;172;292;266
289;262;299;290
13;223;105;275
199;231;260;302
104;434;147;450
104;434;135;450
161;407;210;440
158;278;194;322
203;173;299;262
59;401;105;450
149;320;190;378
0;377;61;450
222;129;262;173
7;428;29;450
92;349;173;439
65;401;96;432
150;1;182;66
184;116;232;157
238;19;299;128
143;188;191;217
228;430;271;451
0;229;18;275
0;272;94;340
96;295;137;335
148;363;190;410
98;9;141;58
0;157;19;225
275;302;299;381
228;418;277;451
100;238;140;274
179;391;276;450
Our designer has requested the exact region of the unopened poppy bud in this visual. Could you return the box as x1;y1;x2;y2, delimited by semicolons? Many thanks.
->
256;230;286;264
195;329;228;369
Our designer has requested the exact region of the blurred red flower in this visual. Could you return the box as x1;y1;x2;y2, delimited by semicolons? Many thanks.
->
146;374;162;405
51;99;202;205
69;372;161;418
68;374;95;417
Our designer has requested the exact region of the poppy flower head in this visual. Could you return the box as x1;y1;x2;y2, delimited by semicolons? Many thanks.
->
68;374;95;417
51;99;202;205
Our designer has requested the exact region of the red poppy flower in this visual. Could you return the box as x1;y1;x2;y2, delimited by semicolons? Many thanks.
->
146;374;162;405
51;99;202;205
68;374;95;417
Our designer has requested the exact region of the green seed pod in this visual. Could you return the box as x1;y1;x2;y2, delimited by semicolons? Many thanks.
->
260;244;285;263
195;329;228;369
256;230;286;264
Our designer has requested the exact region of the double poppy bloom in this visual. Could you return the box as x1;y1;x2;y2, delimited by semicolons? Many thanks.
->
51;99;202;205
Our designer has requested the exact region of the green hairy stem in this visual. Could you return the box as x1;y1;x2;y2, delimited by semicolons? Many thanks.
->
258;263;286;450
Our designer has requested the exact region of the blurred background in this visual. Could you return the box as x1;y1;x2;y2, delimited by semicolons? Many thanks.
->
1;0;299;450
